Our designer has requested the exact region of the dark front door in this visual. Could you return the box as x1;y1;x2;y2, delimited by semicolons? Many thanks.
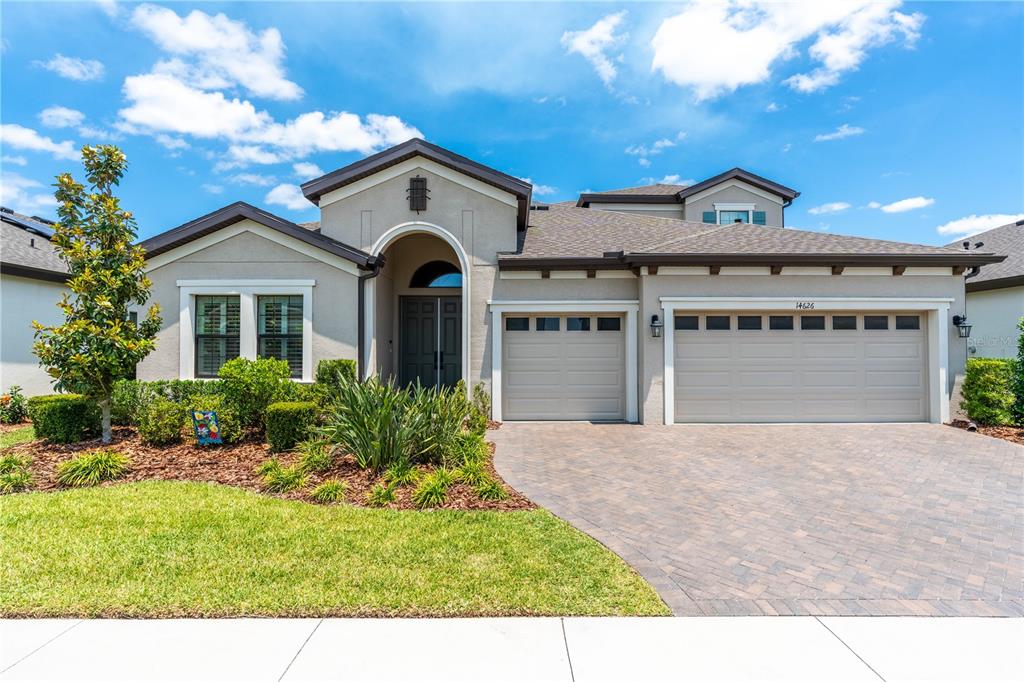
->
400;296;461;388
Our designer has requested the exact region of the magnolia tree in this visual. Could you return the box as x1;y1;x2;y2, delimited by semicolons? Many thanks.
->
33;145;162;443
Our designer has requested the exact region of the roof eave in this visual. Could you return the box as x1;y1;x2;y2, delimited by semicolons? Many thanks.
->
498;252;1006;270
966;274;1024;293
576;194;681;208
0;261;69;283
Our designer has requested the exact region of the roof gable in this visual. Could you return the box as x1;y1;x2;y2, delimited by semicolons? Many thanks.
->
677;168;799;202
576;168;799;207
946;219;1024;290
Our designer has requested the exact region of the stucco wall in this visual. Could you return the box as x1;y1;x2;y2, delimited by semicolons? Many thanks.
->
683;183;784;226
139;226;359;381
966;285;1023;359
0;274;66;396
588;204;686;220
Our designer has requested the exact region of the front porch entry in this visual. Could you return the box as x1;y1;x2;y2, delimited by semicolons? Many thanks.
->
400;296;462;388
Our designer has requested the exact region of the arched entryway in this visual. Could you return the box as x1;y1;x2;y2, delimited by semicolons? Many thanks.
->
367;222;470;389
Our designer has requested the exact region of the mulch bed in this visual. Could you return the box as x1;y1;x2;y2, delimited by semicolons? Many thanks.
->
0;422;31;434
4;427;534;511
950;419;1024;446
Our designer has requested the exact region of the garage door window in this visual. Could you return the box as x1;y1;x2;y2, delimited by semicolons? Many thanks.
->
674;315;698;331
896;315;920;330
864;315;889;330
738;315;762;330
597;317;621;331
801;315;825;330
706;315;731;330
505;317;529;331
567;316;591;331
769;315;794;330
536;317;560;331
833;315;857;330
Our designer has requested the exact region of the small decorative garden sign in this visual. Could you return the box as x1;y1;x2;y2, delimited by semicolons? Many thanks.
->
192;410;222;445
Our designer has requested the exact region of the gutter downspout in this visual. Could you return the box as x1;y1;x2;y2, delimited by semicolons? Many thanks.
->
357;255;385;381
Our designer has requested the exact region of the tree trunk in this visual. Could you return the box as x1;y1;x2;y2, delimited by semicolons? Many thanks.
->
100;398;112;444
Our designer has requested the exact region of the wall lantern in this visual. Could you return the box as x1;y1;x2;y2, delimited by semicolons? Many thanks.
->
952;314;972;339
650;314;664;338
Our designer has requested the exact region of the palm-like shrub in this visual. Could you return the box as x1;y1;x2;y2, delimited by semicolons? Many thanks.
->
408;381;472;464
56;450;129;487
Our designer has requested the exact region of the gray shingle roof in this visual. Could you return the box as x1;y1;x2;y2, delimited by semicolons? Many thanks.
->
945;220;1024;288
589;183;689;196
0;209;68;280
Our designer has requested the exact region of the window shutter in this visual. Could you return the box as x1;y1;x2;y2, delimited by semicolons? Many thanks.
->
702;211;716;224
752;211;767;225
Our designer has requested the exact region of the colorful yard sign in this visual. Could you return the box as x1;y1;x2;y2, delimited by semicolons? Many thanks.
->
192;410;222;445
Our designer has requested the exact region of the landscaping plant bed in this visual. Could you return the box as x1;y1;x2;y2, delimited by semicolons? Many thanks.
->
950;419;1024;446
4;427;533;511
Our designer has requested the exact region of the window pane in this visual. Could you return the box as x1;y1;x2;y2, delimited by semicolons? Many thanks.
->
706;315;730;330
674;315;698;330
719;210;750;224
769;315;794;330
597;317;621;331
196;336;239;377
566;316;591;331
738;315;762;330
864;315;889;330
257;295;303;378
896;315;920;330
801;315;825;330
259;337;302;378
536;317;560;331
832;315;857;330
196;295;240;335
505;317;529;331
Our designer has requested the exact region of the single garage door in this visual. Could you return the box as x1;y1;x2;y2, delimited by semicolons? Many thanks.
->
503;313;626;421
674;311;928;423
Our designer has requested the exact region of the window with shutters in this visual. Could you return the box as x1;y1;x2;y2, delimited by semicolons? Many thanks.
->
258;295;303;378
195;296;241;377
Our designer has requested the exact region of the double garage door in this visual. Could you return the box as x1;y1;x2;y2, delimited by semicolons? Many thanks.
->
502;313;626;421
673;311;929;423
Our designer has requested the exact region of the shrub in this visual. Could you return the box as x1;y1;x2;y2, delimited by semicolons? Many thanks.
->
138;396;186;446
469;382;491;435
961;358;1015;425
383;460;422;487
0;453;31;474
189;394;243;444
450;431;489;467
409;382;472;464
27;394;100;444
323;377;424;471
1013;318;1024;425
256;458;308;493
0;469;33;494
274;380;319;404
476;478;508;501
411;469;454;509
0;385;29;424
111;379;148;426
218;357;291;430
365;482;396;507
454;460;489;487
309;479;347;504
56;450;129;487
316;359;357;395
266;401;319;452
296;438;334;473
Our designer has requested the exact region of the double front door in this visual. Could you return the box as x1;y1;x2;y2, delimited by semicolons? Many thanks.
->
400;296;461;388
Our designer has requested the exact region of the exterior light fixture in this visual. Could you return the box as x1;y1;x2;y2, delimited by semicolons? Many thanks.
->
952;314;972;339
650;314;664;338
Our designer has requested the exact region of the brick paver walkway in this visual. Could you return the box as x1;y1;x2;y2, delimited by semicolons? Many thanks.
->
491;423;1024;617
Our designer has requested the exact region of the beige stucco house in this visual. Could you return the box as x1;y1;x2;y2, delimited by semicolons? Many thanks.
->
136;139;1004;425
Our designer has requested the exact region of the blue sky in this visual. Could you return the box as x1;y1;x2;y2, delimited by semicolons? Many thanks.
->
1;1;1021;245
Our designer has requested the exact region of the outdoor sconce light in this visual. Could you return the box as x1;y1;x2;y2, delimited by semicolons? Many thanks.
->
952;314;972;339
650;314;664;338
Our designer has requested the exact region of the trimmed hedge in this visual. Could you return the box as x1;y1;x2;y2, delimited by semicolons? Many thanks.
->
316;359;357;386
138;396;186;446
218;357;291;430
27;394;101;444
961;358;1015;425
266;401;319;452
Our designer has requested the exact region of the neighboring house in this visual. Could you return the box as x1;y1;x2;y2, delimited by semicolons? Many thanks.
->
137;138;1003;425
948;220;1024;359
0;208;69;396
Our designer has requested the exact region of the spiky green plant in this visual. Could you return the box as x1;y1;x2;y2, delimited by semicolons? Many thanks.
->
56;450;129;487
365;482;396;507
297;438;334;473
0;469;33;494
411;469;454;509
0;454;31;475
256;458;307;493
454;460;489;487
383;460;422;487
476;478;508;502
309;479;347;504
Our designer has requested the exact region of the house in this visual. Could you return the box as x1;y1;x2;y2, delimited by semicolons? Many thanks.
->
137;138;1003;424
948;220;1024;359
0;208;69;396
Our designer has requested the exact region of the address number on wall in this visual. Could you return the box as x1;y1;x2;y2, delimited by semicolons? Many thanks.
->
795;301;815;309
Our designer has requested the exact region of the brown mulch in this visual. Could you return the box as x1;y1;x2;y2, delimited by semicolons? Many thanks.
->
950;419;1024;446
4;427;534;511
0;421;31;434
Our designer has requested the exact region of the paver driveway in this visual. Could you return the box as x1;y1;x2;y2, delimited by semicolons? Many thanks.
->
491;423;1024;617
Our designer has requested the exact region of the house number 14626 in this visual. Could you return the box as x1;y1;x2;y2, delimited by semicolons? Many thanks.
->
795;301;815;309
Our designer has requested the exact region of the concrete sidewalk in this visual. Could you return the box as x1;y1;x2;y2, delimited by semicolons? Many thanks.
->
1;617;1021;682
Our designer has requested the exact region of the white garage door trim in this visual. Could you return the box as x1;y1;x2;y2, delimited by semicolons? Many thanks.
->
489;300;639;422
660;297;953;425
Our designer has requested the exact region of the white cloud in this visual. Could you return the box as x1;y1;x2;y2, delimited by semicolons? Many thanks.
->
625;136;680;166
808;201;851;215
781;143;792;152
228;173;276;187
292;162;324;180
637;158;651;168
765;102;781;112
130;4;302;100
0;124;77;160
640;174;694;186
2;155;27;166
39;106;85;128
866;201;882;209
155;134;189;150
814;123;865;142
936;213;1024;237
0;172;58;215
561;11;627;87
94;0;118;18
35;54;105;81
518;178;557;196
872;196;934;213
651;1;924;100
265;183;312;210
201;183;224;195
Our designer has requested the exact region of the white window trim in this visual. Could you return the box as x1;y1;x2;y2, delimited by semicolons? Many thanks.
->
178;280;315;382
659;297;953;426
488;300;639;423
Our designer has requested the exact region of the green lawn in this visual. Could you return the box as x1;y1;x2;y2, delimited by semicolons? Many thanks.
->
0;481;668;617
0;426;34;449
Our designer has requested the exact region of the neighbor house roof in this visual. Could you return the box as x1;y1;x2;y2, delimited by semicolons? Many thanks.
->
946;220;1024;292
499;204;1005;271
300;138;533;230
139;201;374;267
576;168;800;208
0;207;68;282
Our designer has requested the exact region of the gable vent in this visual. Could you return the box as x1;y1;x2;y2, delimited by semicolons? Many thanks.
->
407;175;429;213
